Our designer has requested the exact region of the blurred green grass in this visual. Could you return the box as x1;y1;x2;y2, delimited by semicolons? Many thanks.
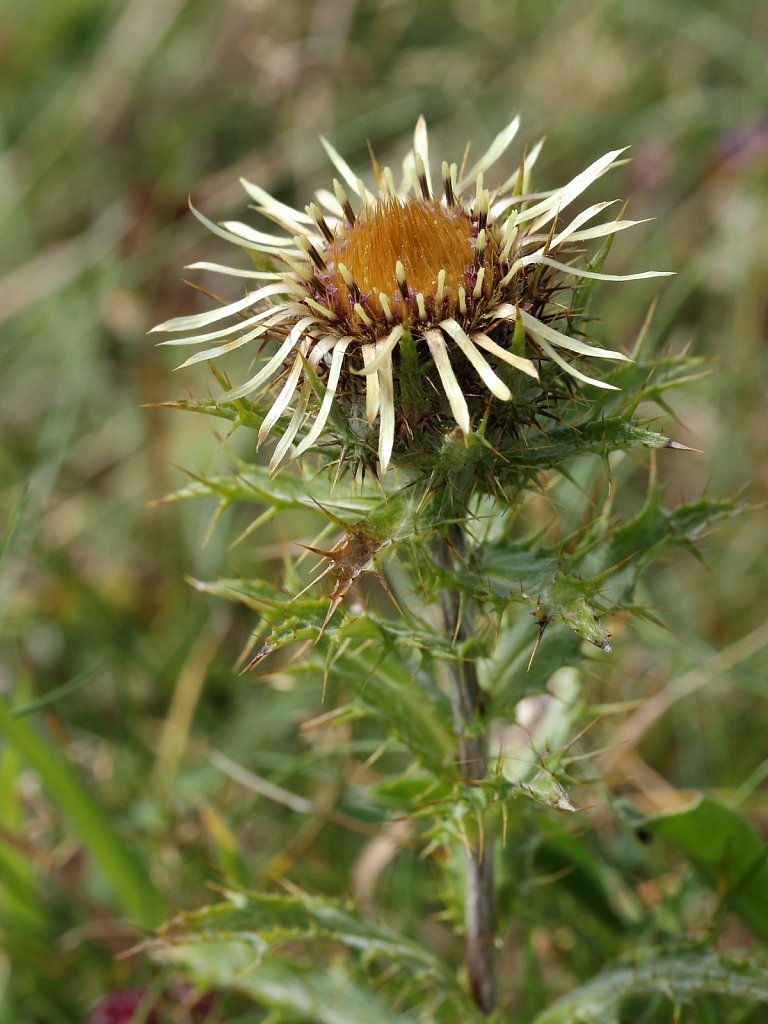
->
1;0;767;1020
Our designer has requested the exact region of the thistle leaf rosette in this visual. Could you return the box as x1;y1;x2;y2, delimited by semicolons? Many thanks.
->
153;116;670;474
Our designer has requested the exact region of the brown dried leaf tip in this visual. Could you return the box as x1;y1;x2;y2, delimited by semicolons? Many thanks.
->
300;526;393;638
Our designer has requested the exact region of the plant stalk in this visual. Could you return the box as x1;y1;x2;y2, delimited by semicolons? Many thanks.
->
438;526;497;1014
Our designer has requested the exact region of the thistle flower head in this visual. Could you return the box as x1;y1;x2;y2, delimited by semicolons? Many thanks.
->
154;116;670;474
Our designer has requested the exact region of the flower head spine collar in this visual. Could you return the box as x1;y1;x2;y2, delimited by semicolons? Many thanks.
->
153;116;670;473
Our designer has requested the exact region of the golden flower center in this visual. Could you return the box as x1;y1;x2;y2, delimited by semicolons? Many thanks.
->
324;198;475;316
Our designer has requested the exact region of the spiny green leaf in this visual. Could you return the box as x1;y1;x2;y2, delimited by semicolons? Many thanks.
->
360;485;429;543
150;396;265;432
154;890;444;978
191;572;457;659
487;667;582;813
192;578;455;771
523;769;576;812
471;546;559;599
190;576;331;661
464;543;611;650
542;571;611;651
155;461;380;523
603;489;746;602
482;616;583;714
155;943;419;1024
327;617;455;772
532;949;768;1024
500;417;677;475
373;771;452;810
601;353;711;409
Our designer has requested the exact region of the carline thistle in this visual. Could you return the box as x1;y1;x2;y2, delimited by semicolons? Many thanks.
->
153;116;670;474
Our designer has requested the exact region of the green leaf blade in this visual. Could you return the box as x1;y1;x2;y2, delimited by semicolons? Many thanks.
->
0;699;165;928
532;949;768;1024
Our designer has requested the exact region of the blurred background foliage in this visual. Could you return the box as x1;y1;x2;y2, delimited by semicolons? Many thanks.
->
1;0;767;1020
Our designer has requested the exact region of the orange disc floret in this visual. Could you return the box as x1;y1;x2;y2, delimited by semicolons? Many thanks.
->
324;198;477;316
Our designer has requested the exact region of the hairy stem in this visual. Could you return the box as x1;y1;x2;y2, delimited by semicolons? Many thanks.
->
438;526;496;1014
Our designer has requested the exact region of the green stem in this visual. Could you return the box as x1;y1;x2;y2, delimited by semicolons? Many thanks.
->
438;526;497;1014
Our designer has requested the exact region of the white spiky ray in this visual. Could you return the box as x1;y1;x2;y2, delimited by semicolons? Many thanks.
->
440;319;512;401
259;343;309;444
495;304;630;361
186;261;283;280
157;314;278;348
292;338;351;459
460;114;521;187
154;118;668;473
412;115;433;197
221;331;307;402
543;201;620;251
306;333;339;369
561;218;650;243
188;203;286;251
377;351;395;472
361;344;381;424
424;329;471;435
152;283;288;333
271;380;311;469
521;216;650;247
354;325;404;377
515;149;629;231
239;177;314;227
498;136;545;195
399;146;417;196
320;137;363;197
520;254;674;283
176;334;255;369
219;222;297;248
471;333;538;378
314;188;345;219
